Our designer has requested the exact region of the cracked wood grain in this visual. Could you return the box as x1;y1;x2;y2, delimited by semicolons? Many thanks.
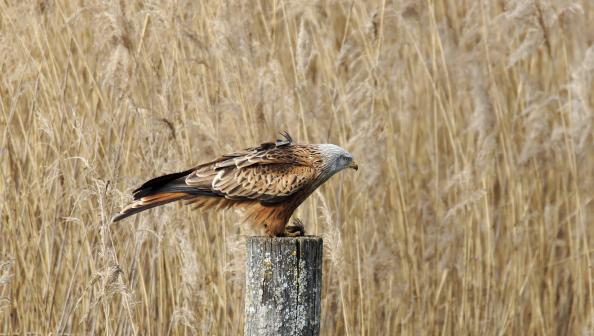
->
244;236;323;336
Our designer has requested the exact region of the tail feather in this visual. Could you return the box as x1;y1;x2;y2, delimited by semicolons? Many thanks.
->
112;192;192;222
113;168;230;222
113;169;217;223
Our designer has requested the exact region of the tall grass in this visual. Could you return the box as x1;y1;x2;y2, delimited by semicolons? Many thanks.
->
1;0;594;334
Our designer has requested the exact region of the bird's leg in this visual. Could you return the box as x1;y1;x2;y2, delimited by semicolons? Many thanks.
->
283;218;305;237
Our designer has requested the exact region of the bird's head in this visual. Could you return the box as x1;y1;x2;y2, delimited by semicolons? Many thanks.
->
317;144;358;175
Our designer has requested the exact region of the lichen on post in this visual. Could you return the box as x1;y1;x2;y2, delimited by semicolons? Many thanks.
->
244;236;323;336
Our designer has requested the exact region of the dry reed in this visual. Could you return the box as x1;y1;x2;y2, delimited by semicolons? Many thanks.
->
1;0;594;334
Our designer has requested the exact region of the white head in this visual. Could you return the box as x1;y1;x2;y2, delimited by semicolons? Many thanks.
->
317;144;358;177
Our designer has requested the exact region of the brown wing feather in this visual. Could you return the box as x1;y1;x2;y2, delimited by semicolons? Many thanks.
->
211;164;316;201
185;145;319;204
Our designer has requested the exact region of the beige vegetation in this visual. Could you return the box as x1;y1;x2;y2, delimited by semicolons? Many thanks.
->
1;0;594;334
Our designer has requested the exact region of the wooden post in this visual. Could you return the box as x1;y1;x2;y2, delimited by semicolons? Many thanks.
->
244;236;323;336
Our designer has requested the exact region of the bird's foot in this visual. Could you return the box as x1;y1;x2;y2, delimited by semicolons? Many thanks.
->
283;218;305;237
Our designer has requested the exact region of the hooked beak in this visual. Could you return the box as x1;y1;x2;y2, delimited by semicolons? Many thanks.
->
349;161;358;171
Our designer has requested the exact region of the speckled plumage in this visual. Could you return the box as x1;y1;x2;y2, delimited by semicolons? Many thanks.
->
113;132;357;236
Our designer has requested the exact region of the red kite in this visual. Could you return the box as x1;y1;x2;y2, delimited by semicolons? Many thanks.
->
113;132;357;236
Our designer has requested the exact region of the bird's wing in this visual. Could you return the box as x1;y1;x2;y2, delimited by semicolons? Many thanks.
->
212;163;316;202
185;137;318;203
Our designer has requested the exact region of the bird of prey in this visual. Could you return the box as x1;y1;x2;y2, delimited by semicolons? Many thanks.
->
112;132;358;237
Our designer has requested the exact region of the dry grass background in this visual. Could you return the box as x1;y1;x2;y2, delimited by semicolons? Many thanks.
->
1;0;594;334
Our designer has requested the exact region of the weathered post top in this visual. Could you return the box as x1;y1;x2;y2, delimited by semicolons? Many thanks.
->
244;236;323;336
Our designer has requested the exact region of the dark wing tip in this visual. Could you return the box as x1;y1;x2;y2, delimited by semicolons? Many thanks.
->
255;132;293;150
258;142;276;150
132;168;194;199
276;131;293;146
